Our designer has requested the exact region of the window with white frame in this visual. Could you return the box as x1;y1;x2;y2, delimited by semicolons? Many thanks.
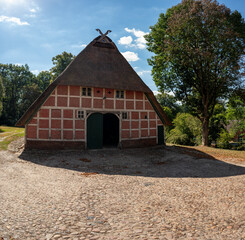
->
77;110;84;119
116;90;124;98
82;87;92;96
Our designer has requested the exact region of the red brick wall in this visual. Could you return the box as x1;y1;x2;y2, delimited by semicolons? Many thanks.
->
26;85;163;145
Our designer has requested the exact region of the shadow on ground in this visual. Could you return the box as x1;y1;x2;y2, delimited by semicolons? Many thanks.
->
18;145;245;178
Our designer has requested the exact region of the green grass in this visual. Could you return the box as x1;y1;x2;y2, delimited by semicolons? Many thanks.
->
0;126;25;150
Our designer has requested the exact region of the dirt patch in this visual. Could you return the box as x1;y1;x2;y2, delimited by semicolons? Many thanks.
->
7;137;25;153
170;144;245;163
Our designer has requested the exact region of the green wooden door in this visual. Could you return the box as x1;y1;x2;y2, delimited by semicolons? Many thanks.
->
87;113;103;149
157;125;165;145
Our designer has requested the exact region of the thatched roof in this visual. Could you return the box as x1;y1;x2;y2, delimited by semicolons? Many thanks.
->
57;36;151;92
16;35;171;127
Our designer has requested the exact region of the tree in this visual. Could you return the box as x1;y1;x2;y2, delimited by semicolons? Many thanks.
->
19;83;42;115
36;71;52;91
208;103;227;145
50;52;75;81
156;92;184;119
0;75;4;116
226;93;245;139
145;0;245;146
0;64;36;125
167;113;202;146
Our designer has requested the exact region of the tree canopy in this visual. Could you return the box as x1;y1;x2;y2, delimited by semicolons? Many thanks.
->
145;0;245;145
226;94;245;138
0;75;4;116
0;52;75;126
36;71;52;91
0;64;36;125
50;51;75;81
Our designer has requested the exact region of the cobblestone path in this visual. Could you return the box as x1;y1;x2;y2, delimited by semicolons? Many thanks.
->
0;147;245;239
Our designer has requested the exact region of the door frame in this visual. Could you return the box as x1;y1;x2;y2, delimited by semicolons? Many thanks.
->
85;111;121;149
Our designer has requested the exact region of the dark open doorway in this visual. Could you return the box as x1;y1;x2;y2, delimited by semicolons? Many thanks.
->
87;112;119;149
103;113;119;147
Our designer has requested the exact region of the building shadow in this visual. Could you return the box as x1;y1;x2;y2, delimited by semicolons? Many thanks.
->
18;145;245;178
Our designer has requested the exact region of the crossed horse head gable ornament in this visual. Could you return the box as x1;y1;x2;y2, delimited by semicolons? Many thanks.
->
96;29;112;43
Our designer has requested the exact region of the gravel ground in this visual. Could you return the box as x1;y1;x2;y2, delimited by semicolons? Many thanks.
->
0;144;245;240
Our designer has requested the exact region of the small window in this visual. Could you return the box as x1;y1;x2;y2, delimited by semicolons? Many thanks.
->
116;90;124;98
82;87;92;96
82;88;86;96
122;112;128;119
87;88;91;96
77;110;84;119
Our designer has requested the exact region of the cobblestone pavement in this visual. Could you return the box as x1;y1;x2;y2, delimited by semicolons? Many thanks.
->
0;146;245;240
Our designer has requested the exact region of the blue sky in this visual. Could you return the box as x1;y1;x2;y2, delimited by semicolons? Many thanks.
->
0;0;245;91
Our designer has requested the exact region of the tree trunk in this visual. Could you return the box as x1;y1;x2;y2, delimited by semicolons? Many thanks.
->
202;118;209;146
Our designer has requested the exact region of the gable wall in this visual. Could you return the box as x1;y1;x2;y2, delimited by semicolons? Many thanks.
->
26;85;163;144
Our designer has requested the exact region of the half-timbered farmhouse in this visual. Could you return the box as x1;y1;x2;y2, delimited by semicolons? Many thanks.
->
16;31;171;149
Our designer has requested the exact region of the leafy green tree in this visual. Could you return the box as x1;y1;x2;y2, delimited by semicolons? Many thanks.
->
19;83;42;115
209;103;227;145
0;64;36;125
50;52;75;81
145;0;245;146
167;113;202;146
226;94;245;140
162;106;174;122
156;92;184;119
36;71;52;91
0;75;4;116
216;129;231;149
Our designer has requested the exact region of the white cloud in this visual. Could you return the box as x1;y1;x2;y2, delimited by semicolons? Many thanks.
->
0;0;27;9
118;28;149;50
0;15;29;25
124;27;148;49
118;36;133;46
152;90;175;96
27;6;40;17
135;37;147;49
125;27;146;38
14;63;23;66
71;43;87;49
121;51;139;62
153;90;161;96
31;70;40;75
30;8;37;13
137;70;151;76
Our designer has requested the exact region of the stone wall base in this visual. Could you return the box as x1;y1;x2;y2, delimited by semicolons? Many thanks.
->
26;140;85;150
121;138;157;148
26;138;158;150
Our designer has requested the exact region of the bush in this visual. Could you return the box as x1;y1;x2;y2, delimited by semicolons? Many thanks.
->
235;144;245;151
167;113;202;146
216;129;231;149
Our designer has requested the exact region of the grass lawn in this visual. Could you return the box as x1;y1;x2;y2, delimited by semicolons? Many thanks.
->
167;143;245;162
0;126;25;150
